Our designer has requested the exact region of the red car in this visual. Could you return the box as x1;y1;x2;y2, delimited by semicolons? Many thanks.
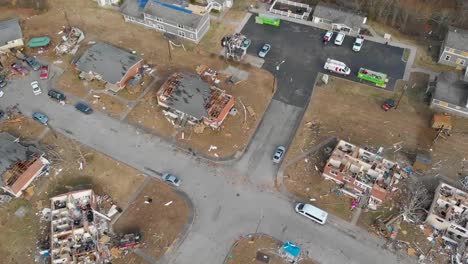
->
11;62;30;76
39;65;49;80
323;31;333;43
382;99;395;111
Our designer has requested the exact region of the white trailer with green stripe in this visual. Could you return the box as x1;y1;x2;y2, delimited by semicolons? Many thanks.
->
357;68;389;88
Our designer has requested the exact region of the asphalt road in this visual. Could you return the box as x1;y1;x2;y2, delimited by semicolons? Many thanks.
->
1;67;415;264
242;17;406;108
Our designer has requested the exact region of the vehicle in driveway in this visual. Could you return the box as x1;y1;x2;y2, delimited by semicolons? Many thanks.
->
241;38;251;50
11;62;30;76
25;56;41;71
273;146;286;163
334;32;345;45
39;65;49;79
353;35;364;52
32;112;48;125
324;59;351;75
75;102;93;114
48;89;66;102
295;203;328;224
31;81;42;95
323;31;333;44
258;44;271;58
162;173;181;187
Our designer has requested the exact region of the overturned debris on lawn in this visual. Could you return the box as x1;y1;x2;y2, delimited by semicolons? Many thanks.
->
55;27;85;55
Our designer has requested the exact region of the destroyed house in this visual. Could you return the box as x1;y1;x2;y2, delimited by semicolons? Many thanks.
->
50;189;101;264
426;183;468;245
0;132;49;197
322;140;400;209
74;42;143;92
156;72;234;128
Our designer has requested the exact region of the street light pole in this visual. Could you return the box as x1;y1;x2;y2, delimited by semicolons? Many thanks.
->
395;84;408;109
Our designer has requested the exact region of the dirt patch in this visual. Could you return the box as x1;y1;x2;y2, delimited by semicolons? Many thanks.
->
225;234;317;264
86;92;129;118
113;180;191;261
199;20;237;54
0;116;47;141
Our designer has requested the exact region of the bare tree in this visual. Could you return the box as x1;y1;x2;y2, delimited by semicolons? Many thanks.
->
387;182;432;226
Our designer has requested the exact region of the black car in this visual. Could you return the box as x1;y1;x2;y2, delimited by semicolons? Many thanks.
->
0;110;5;120
48;89;66;101
24;56;41;71
75;102;93;114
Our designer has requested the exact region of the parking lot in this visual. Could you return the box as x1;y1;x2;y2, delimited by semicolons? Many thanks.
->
241;17;406;108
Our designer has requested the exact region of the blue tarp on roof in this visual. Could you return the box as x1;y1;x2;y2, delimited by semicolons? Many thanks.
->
283;241;301;257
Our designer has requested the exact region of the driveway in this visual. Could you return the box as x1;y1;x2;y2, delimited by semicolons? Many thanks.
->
242;17;406;108
1;65;415;264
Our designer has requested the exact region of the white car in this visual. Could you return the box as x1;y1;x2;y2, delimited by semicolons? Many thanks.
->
334;32;345;46
353;35;364;52
162;173;182;187
31;81;42;95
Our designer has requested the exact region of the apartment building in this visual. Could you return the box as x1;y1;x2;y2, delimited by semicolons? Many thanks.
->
322;140;401;209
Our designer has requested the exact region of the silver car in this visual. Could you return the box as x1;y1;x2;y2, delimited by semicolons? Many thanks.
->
162;173;181;187
258;44;271;58
272;146;286;163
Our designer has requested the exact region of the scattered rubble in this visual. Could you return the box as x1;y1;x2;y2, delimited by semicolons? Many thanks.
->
55;27;85;55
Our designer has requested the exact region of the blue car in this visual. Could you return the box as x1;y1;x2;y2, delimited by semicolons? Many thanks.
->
32;112;48;125
75;102;93;114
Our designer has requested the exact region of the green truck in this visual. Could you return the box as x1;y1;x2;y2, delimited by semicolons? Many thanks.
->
255;15;281;27
357;68;389;88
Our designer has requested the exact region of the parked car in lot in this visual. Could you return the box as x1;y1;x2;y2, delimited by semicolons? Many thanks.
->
75;102;93;114
272;146;286;163
334;32;345;45
323;31;333;43
11;62;30;76
31;81;42;95
39;65;49;80
48;89;66;102
25;56;41;71
241;38;251;50
0;76;6;88
258;44;271;58
352;35;364;52
162;173;181;187
32;112;48;125
295;203;328;225
323;58;351;75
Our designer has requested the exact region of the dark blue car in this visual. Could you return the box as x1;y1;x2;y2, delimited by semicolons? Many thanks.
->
75;102;93;114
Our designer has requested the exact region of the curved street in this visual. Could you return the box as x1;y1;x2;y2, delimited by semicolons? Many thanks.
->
1;64;415;264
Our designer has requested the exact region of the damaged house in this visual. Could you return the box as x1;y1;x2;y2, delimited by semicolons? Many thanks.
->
50;189;104;264
426;182;468;248
0;132;49;197
156;72;235;129
74;42;143;92
322;140;401;209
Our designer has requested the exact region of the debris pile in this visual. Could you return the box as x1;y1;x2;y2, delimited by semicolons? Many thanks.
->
221;33;247;61
55;27;85;55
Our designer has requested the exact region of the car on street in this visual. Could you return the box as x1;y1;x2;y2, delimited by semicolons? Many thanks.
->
0;76;6;88
323;31;333;43
334;32;345;46
75;102;93;114
272;146;286;163
11;62;30;76
295;203;328;225
352;35;364;52
32;112;48;125
258;44;271;58
241;38;251;50
162;173;181;187
39;65;49;80
31;81;42;95
25;56;41;71
48;89;66;102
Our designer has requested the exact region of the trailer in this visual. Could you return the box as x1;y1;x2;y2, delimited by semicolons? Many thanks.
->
357;68;389;88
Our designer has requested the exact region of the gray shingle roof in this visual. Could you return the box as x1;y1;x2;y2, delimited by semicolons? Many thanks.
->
75;42;142;85
120;0;145;19
143;0;205;29
433;71;468;107
0;18;23;46
445;26;468;52
165;72;211;120
0;133;42;181
313;3;366;32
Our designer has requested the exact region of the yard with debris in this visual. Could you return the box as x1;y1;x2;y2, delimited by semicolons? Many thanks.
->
0;117;191;264
225;234;317;264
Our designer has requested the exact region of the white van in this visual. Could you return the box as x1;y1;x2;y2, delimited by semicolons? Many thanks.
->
295;203;328;224
323;59;351;76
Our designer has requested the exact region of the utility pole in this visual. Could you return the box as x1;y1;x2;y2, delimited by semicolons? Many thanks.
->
394;84;408;109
